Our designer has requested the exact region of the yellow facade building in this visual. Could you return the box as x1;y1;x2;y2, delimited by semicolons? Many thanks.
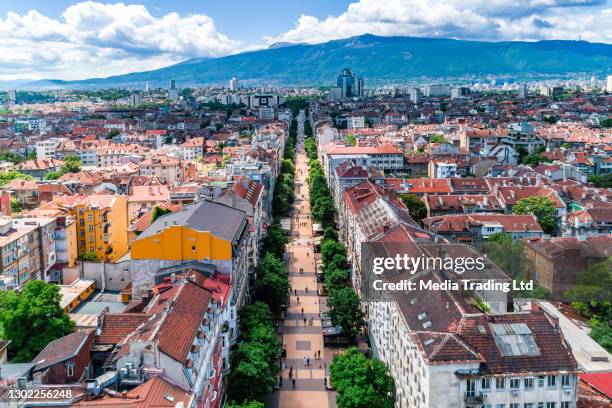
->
35;195;129;262
130;200;249;301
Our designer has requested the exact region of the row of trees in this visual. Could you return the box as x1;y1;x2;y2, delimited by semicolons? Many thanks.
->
271;119;298;217
225;117;299;406
305;134;395;408
227;302;279;404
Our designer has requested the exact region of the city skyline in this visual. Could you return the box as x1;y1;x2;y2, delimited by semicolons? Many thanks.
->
0;0;611;81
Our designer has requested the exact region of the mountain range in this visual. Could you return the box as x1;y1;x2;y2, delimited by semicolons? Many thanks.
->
18;34;612;89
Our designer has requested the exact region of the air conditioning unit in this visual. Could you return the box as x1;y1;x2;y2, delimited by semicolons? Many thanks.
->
511;390;519;397
120;368;128;376
129;369;139;377
564;389;571;395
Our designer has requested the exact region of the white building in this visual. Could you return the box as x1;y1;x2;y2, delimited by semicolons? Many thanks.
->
424;84;451;97
347;115;365;129
607;75;612;93
229;77;239;92
258;106;275;120
35;138;62;158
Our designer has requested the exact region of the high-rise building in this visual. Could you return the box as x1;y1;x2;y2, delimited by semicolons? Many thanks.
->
607;75;612;93
144;82;151;92
410;88;421;103
518;83;528;98
130;92;142;107
451;86;471;99
355;77;365;98
229;77;239;92
168;79;179;100
337;68;356;99
8;89;16;102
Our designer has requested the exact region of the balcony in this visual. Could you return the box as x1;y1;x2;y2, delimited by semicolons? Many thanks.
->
463;393;483;405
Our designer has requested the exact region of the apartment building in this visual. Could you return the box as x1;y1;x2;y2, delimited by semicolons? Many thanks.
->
422;214;544;243
107;277;226;408
130;200;250;312
49;195;129;262
180;137;206;161
0;217;56;290
139;154;183;185
524;236;611;298
321;143;405;180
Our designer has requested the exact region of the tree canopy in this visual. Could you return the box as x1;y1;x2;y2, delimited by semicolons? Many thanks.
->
0;280;75;362
513;195;557;235
330;347;395;408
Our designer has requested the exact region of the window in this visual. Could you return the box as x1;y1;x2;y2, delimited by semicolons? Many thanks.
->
466;379;476;397
537;404;544;408
546;403;555;408
496;377;505;389
66;363;74;377
547;375;556;387
561;375;571;388
561;403;570;408
510;404;519;408
524;377;534;389
524;404;533;408
88;226;94;232
481;378;491;390
510;378;520;389
496;405;505;408
87;214;93;221
538;376;545;387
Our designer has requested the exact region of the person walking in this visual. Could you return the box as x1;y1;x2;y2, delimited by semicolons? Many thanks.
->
301;307;304;315
292;378;296;388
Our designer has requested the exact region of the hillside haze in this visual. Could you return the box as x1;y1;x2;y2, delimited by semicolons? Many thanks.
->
25;34;612;88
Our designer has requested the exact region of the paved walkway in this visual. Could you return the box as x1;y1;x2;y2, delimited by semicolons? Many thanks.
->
268;113;336;408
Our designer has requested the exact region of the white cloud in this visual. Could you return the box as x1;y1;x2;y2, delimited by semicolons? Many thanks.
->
266;0;612;45
0;1;243;80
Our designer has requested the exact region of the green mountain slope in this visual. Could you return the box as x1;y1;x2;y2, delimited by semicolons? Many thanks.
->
28;34;612;88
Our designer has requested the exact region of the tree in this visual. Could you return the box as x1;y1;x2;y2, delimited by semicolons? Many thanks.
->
151;206;173;223
312;196;336;227
479;233;528;279
589;317;612;352
513;196;557;235
587;173;612;188
325;268;349;291
321;239;347;268
0;171;33;187
260;224;287;259
328;287;365;339
428;134;449;144
0;280;75;362
78;252;101;262
10;197;22;213
522;153;551;168
565;258;611;319
254;254;289;313
227;342;276;403
280;159;295;175
323;227;339;242
399;194;427;224
330;347;395;408
226;401;264;408
238;302;272;335
107;128;121;139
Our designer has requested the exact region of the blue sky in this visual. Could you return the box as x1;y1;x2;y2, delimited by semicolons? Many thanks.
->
0;0;610;80
0;0;353;43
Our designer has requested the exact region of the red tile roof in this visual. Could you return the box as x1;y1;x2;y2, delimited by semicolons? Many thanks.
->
96;313;151;345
